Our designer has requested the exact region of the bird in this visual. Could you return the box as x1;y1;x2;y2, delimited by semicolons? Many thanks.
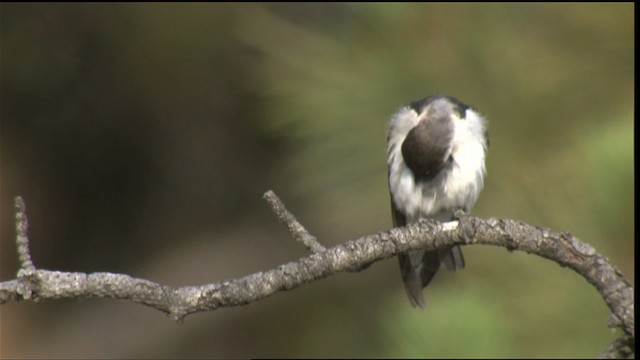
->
386;95;488;308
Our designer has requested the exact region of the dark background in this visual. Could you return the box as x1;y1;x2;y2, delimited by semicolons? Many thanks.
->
1;3;634;358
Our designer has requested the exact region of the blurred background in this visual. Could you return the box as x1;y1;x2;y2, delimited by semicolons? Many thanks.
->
0;3;634;358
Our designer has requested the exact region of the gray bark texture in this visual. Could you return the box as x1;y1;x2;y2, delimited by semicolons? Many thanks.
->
1;192;634;357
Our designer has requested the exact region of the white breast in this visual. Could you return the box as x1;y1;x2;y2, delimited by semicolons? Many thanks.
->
387;106;487;223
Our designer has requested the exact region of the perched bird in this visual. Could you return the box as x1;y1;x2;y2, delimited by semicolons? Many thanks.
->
386;95;488;308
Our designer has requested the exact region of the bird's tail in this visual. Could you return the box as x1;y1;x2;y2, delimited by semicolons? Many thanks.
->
399;245;465;308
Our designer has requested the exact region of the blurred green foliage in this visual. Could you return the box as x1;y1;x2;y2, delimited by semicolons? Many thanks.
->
1;3;633;358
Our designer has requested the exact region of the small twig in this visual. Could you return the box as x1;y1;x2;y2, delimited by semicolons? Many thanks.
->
15;196;35;272
14;196;39;301
263;190;326;253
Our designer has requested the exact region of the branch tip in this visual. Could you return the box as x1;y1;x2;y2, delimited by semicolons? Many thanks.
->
262;190;325;253
14;196;35;271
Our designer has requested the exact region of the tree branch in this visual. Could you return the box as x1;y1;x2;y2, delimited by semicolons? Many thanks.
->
14;196;35;272
0;193;634;356
263;190;326;253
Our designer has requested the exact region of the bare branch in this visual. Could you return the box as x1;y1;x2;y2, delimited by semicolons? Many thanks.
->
0;192;634;355
456;215;634;338
263;190;325;253
14;196;35;272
